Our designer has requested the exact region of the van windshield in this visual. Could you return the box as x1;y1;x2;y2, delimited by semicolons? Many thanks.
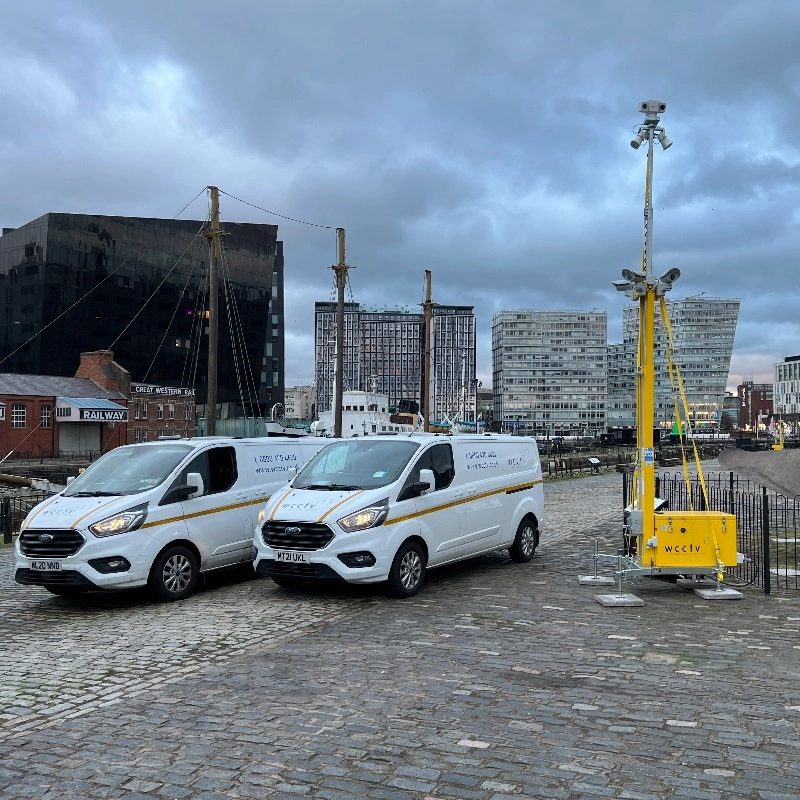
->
294;439;420;490
63;444;194;497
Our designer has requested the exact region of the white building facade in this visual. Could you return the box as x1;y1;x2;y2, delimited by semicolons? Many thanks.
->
491;310;608;437
608;296;740;432
774;355;800;418
283;385;316;421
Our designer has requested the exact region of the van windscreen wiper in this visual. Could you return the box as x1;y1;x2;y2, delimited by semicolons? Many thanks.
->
66;491;122;497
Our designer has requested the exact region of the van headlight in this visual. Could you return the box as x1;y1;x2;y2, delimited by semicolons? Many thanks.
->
89;503;148;537
338;499;389;532
257;507;268;526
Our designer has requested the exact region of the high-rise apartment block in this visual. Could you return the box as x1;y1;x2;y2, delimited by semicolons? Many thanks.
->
774;355;800;420
491;310;608;437
314;302;475;420
0;213;284;410
607;297;739;432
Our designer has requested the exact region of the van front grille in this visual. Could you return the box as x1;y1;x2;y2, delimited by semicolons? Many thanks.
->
262;522;334;551
19;530;85;558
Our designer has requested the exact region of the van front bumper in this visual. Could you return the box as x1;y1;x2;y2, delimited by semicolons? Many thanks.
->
255;558;345;582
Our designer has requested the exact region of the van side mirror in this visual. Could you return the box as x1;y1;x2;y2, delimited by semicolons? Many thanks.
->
418;469;435;493
287;467;298;480
66;476;76;485
161;472;205;505
185;472;204;498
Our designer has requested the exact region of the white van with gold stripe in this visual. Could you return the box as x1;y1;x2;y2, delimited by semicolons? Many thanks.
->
253;433;544;597
15;436;331;601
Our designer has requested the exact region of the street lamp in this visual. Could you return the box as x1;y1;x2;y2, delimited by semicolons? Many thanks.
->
471;379;482;431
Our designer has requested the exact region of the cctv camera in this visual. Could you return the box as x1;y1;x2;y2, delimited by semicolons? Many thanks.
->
639;100;667;115
657;130;673;150
621;268;645;282
612;280;632;292
659;268;681;284
630;131;645;149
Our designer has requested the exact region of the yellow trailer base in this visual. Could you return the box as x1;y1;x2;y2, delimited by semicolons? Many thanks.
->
645;511;737;569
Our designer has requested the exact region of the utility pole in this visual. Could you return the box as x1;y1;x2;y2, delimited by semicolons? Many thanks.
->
421;271;434;432
203;186;223;436
332;228;348;438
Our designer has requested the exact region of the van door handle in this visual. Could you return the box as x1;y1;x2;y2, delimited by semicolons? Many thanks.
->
235;492;248;502
454;490;464;499
467;488;476;497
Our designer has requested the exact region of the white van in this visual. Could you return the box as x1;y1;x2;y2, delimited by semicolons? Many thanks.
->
14;436;332;601
253;433;544;597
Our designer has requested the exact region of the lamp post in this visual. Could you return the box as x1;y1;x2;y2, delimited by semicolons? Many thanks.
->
471;379;482;431
612;100;675;557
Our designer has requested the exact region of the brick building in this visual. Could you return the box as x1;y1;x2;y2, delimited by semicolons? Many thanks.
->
737;381;773;431
0;350;129;457
129;383;196;442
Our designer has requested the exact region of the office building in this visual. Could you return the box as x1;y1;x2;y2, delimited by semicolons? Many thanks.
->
608;297;739;431
284;385;316;421
774;355;800;423
314;302;476;421
0;213;284;411
491;310;608;437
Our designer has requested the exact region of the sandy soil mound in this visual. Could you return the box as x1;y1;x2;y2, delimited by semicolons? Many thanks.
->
718;447;800;498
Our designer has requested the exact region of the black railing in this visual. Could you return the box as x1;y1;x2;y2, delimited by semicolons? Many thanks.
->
653;471;799;594
1;491;51;544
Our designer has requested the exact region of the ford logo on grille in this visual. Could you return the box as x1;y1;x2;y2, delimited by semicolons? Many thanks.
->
37;534;54;542
284;526;301;535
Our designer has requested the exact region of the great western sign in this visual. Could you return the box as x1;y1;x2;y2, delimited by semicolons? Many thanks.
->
79;408;129;422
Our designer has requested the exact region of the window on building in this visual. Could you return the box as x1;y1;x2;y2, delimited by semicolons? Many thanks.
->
0;406;4;421
40;404;52;429
168;404;175;420
135;400;140;419
12;404;26;428
157;404;164;420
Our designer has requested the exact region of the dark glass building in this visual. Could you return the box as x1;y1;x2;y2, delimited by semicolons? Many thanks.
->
0;213;284;410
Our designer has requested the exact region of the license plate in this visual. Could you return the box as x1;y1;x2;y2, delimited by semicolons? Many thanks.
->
30;560;62;571
274;550;311;564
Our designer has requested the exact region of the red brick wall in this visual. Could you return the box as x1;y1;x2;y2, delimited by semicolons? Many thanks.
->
0;396;59;456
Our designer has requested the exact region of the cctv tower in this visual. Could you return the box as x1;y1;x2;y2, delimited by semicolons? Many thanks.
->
602;101;739;605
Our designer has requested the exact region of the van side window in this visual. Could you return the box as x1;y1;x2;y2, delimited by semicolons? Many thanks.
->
402;443;454;495
176;447;237;498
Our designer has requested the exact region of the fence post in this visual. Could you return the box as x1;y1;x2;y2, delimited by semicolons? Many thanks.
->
622;469;629;511
1;497;11;545
762;486;771;596
729;471;734;516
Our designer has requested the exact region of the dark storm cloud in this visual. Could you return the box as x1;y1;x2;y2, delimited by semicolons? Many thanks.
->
1;0;799;388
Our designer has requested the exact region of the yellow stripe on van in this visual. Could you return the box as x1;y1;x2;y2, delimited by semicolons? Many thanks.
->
270;486;296;520
141;495;273;530
21;494;60;530
73;497;125;529
318;490;365;523
386;479;542;526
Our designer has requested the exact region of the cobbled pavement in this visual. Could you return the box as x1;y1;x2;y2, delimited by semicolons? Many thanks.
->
1;464;799;800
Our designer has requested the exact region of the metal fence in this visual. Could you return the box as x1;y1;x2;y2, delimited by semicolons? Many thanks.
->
651;471;799;594
1;491;50;544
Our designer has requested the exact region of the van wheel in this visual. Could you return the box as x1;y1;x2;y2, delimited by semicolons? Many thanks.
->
387;541;426;598
509;517;538;562
272;576;303;590
149;545;199;602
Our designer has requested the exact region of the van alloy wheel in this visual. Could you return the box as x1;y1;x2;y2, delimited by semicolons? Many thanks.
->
388;541;426;598
509;517;538;563
149;545;199;602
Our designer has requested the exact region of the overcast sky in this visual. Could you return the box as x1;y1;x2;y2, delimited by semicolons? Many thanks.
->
2;0;798;392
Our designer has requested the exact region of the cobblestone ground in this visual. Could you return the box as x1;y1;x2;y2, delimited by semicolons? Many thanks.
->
2;465;800;800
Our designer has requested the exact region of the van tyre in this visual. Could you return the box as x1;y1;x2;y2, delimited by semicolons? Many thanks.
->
388;541;426;598
509;517;538;562
149;545;199;602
